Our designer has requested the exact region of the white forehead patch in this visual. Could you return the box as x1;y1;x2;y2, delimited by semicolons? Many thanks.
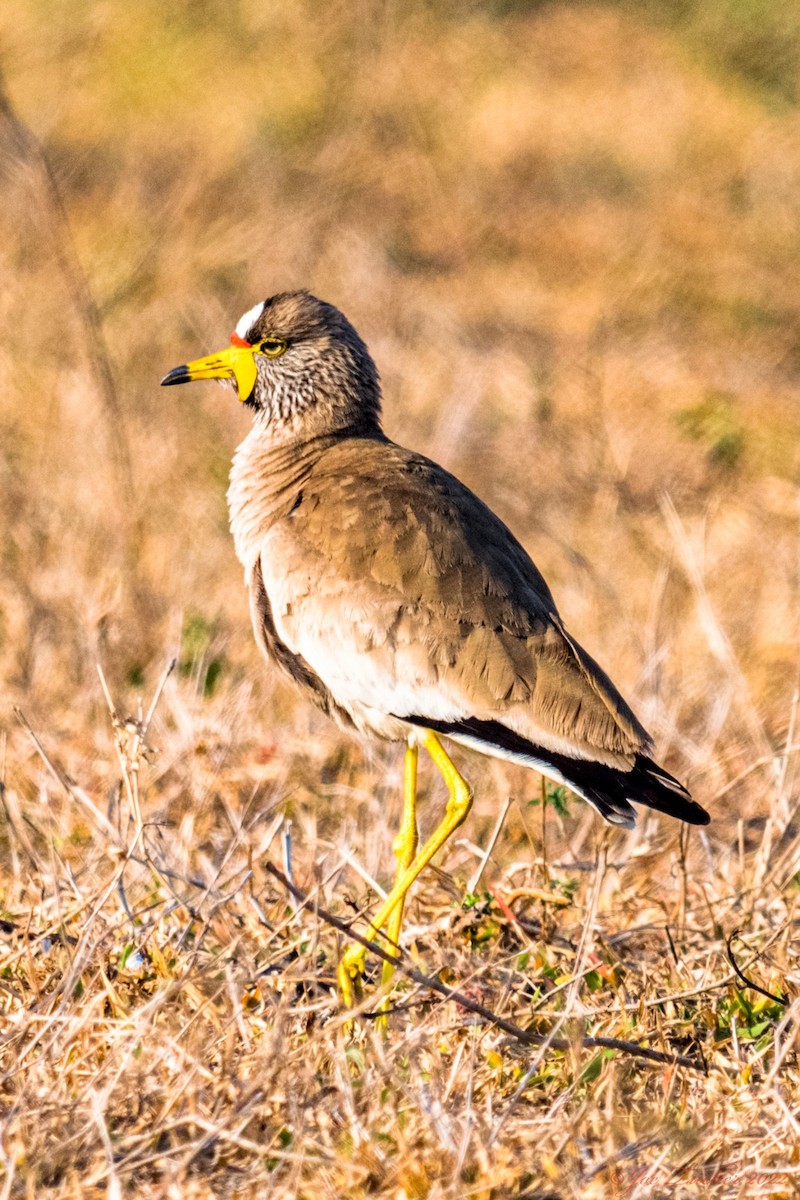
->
235;300;266;341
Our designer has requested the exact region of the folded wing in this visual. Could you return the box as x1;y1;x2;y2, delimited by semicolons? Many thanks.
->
256;439;708;827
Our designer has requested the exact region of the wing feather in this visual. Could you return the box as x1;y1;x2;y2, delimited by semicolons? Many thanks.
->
257;438;651;766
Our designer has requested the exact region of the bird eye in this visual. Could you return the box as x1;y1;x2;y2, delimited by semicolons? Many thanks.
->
258;338;288;358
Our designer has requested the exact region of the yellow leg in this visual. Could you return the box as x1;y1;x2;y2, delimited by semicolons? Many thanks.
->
337;730;473;1013
381;736;419;986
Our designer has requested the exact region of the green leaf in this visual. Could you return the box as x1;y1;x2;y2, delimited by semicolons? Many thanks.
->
585;969;604;992
742;1020;772;1039
579;1053;605;1084
674;391;745;469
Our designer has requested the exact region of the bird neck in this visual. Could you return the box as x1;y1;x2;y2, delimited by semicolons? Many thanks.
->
227;424;379;578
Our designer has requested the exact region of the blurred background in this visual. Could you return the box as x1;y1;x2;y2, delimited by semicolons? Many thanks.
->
2;0;800;818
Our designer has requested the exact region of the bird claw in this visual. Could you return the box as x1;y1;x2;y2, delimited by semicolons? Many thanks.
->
337;944;367;1017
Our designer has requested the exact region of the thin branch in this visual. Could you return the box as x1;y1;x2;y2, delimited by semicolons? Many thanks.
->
467;793;513;893
726;929;788;1007
14;707;121;845
142;658;177;735
264;861;711;1073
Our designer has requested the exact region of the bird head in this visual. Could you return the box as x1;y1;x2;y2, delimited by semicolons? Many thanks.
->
161;291;382;437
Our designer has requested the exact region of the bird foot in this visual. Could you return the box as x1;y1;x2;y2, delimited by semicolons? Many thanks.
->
337;944;367;1017
339;943;396;1038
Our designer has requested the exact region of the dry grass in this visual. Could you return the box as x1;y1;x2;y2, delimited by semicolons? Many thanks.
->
1;2;800;1196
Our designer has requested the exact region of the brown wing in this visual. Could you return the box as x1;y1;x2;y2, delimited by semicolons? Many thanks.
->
256;438;652;767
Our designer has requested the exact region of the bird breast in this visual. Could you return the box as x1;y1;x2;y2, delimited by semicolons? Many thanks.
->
227;426;345;580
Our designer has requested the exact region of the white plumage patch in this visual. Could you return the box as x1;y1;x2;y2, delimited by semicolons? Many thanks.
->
443;733;637;828
235;301;266;341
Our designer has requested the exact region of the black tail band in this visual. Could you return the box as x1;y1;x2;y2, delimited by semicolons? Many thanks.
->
403;714;710;827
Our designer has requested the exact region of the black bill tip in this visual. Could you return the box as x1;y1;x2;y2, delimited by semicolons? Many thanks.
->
161;364;192;387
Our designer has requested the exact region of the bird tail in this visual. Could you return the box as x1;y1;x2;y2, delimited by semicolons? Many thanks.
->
406;715;709;829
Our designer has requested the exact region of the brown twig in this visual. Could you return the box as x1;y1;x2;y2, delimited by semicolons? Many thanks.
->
264;861;710;1073
726;930;788;1007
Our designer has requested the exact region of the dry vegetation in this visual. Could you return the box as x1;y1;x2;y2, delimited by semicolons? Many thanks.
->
2;1;800;1196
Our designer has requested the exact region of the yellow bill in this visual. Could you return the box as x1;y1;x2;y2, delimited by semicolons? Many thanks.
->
161;339;258;403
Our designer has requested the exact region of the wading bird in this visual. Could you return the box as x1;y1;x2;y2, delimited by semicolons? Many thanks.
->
162;291;709;1007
